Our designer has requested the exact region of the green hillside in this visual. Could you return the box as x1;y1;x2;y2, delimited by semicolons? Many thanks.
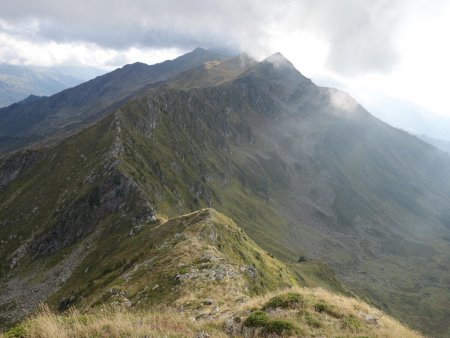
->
2;209;422;338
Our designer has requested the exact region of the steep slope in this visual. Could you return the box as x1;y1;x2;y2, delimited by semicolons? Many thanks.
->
0;113;155;323
51;208;301;314
1;52;450;336
107;55;450;336
0;107;340;328
0;64;84;108
0;48;226;153
419;134;450;154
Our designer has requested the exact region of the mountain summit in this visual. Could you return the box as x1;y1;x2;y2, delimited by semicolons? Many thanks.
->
263;52;296;68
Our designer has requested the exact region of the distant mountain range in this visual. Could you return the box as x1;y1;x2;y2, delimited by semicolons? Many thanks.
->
0;64;106;108
0;48;227;152
1;49;450;337
313;75;450;142
418;134;450;154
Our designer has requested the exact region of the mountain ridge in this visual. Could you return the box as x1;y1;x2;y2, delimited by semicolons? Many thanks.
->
0;64;87;108
2;208;422;338
1;49;450;336
0;48;228;154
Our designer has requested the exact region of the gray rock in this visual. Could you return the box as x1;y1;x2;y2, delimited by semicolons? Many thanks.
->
362;314;378;325
246;266;257;279
225;317;244;335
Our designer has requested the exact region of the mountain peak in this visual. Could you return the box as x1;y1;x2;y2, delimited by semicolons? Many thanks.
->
128;61;148;67
263;52;296;69
236;51;311;90
121;61;149;70
191;47;208;53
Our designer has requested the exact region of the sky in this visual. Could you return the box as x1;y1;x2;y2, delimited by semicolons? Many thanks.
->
1;0;450;125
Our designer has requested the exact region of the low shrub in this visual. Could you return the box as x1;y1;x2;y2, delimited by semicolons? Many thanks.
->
245;311;296;336
264;319;295;335
313;302;342;318
263;292;304;310
244;311;269;327
314;302;328;313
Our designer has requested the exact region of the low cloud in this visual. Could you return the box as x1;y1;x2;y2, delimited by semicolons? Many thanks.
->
327;89;360;117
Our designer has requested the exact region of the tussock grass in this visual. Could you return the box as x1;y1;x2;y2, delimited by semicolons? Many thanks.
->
2;287;424;338
236;287;425;338
2;305;226;338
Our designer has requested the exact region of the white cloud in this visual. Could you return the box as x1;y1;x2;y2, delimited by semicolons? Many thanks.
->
0;28;183;69
323;1;450;117
328;90;359;115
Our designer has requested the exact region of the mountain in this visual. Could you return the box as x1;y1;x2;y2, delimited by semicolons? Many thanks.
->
313;75;450;142
0;64;89;108
419;134;450;154
1;50;450;336
161;53;257;89
0;48;227;153
365;95;450;142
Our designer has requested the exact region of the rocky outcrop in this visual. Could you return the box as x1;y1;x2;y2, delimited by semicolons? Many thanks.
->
30;172;154;258
0;149;44;189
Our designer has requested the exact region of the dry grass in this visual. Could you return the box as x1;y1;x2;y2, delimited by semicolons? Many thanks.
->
1;305;226;338
233;286;425;338
1;286;425;338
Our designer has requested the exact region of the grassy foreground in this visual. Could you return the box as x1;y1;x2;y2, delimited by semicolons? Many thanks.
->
2;287;423;338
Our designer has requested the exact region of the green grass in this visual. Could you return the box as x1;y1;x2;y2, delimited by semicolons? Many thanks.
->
343;314;363;331
244;311;296;336
244;311;269;327
262;292;304;310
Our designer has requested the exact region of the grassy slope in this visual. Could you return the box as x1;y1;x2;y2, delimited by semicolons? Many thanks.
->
0;113;155;324
49;208;303;313
2;287;423;338
1;208;420;338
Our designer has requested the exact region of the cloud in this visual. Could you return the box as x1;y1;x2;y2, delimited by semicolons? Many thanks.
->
0;0;440;76
0;19;184;69
297;0;404;75
0;0;449;81
327;89;360;117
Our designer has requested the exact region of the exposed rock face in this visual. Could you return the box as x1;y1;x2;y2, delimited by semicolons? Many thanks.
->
0;231;97;323
0;149;44;189
29;173;154;258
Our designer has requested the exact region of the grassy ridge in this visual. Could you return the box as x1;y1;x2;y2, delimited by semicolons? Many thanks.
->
2;287;423;338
